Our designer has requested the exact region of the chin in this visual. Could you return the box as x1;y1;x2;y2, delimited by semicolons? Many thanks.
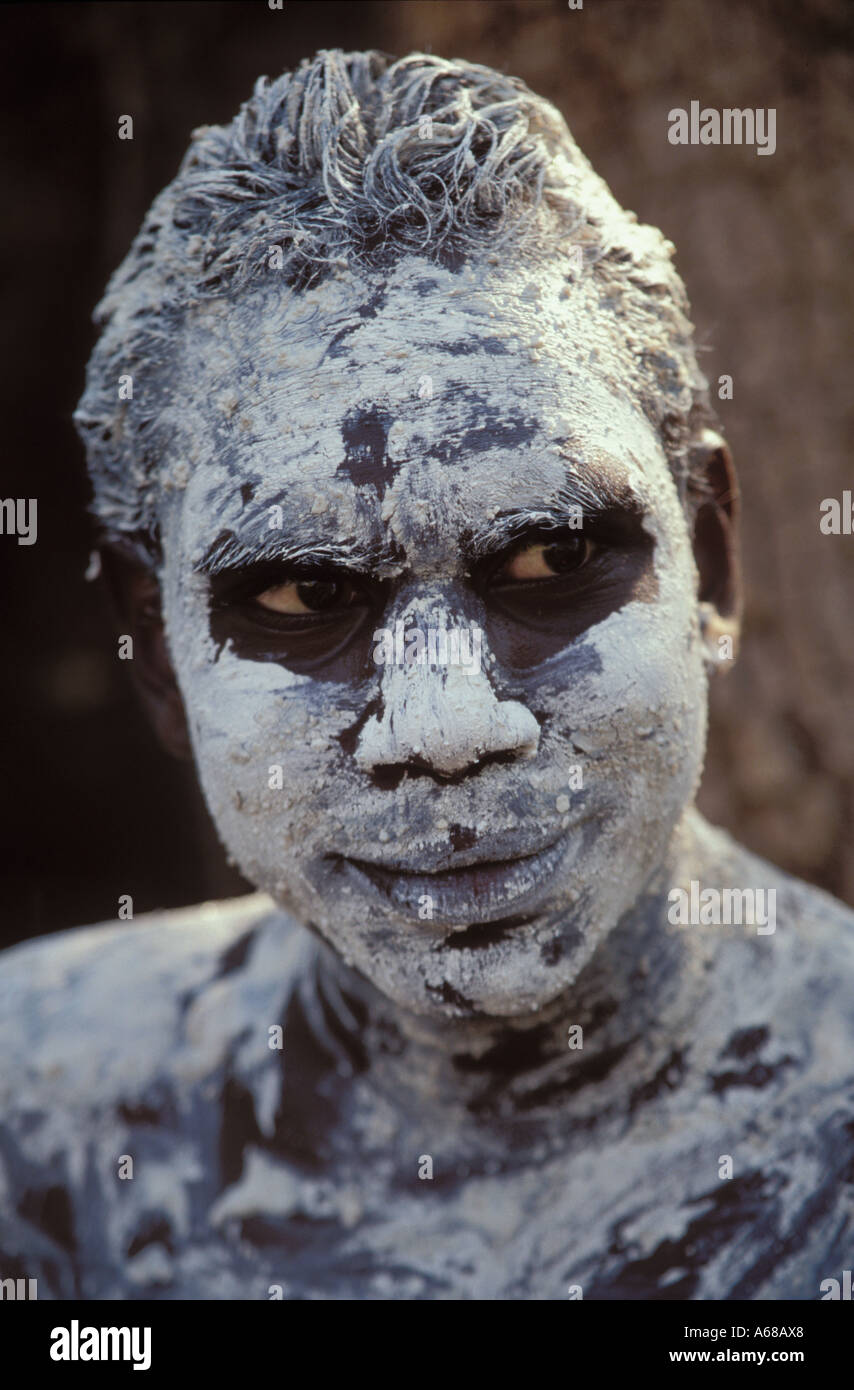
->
323;890;604;1021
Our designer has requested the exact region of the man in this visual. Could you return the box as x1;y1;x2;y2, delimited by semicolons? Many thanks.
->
1;50;852;1300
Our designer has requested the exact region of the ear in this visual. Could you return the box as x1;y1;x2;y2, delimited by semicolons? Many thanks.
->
688;430;742;665
99;540;193;761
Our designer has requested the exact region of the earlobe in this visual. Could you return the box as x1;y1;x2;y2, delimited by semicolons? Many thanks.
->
698;600;740;669
99;541;194;761
688;430;742;668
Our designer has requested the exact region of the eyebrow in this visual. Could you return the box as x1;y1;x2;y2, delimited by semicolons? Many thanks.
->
465;465;646;559
195;527;400;577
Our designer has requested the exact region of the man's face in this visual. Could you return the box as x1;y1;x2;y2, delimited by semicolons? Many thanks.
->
157;253;709;1019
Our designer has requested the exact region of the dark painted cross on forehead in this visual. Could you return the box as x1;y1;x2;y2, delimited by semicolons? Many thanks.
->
335;398;544;503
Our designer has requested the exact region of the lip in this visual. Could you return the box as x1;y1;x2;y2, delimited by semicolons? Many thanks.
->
334;834;571;927
338;823;571;876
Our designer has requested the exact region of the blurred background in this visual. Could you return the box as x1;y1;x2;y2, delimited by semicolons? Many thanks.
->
1;0;852;949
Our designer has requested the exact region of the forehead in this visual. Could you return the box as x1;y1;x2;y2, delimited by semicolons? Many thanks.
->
161;254;679;568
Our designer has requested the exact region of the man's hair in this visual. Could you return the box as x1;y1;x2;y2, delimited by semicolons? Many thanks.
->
74;49;717;550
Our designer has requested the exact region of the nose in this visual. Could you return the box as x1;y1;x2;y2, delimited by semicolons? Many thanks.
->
353;648;541;784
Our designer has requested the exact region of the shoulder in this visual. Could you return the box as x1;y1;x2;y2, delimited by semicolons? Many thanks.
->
680;809;854;1112
0;897;313;1296
634;815;854;1297
0;894;302;1112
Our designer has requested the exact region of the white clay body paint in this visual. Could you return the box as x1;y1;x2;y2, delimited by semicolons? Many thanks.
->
159;250;708;1019
7;49;853;1306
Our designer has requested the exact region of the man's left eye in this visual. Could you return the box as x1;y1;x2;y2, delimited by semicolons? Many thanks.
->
494;536;592;583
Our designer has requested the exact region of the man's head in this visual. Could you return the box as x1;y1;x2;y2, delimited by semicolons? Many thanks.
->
75;50;739;1019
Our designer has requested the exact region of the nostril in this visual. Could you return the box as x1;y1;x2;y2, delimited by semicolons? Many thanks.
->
371;763;409;791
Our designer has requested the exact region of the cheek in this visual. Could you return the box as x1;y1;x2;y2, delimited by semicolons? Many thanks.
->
160;566;355;882
534;592;707;830
569;516;706;802
186;653;359;877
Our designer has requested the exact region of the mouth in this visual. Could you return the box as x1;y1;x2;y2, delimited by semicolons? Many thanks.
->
334;833;571;926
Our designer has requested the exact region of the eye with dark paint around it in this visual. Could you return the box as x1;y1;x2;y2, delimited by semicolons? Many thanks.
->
254;576;359;616
208;563;384;674
490;535;593;585
478;518;652;642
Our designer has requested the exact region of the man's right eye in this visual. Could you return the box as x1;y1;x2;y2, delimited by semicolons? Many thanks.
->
208;564;387;674
254;578;357;615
